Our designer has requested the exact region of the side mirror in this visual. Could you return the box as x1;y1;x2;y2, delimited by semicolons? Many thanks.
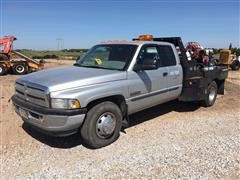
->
134;58;158;71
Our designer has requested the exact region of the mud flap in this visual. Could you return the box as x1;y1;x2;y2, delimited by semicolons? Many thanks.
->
217;80;225;95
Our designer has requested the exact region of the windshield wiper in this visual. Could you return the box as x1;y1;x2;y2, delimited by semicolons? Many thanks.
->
74;64;121;71
74;63;103;69
73;64;100;69
73;63;81;67
81;65;103;69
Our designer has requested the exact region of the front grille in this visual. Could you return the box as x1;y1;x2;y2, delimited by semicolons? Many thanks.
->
15;82;49;107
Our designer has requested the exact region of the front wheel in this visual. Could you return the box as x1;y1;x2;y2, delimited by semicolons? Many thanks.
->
201;81;218;107
81;101;122;149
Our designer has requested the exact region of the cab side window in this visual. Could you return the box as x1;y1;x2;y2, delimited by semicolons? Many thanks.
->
158;45;176;67
138;46;160;66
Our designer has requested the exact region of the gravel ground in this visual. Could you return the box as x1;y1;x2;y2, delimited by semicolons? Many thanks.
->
1;69;240;179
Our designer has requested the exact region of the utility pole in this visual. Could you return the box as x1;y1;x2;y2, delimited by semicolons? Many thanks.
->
56;38;64;50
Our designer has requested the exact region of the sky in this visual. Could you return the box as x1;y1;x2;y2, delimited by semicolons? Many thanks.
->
0;0;239;50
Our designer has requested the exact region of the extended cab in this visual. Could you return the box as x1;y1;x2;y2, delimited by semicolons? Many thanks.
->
12;35;228;148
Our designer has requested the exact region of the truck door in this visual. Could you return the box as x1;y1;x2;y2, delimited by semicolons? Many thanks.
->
127;44;170;114
157;45;183;99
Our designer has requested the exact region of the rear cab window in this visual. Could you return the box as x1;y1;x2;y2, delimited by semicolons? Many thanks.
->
157;45;177;67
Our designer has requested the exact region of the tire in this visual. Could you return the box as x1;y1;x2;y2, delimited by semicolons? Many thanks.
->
230;60;240;70
0;64;6;76
12;61;28;75
81;101;122;149
0;54;8;61
201;81;218;107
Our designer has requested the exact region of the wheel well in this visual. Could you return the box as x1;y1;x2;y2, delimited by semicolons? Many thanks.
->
86;95;127;116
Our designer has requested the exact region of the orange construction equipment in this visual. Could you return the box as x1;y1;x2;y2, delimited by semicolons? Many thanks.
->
0;36;44;75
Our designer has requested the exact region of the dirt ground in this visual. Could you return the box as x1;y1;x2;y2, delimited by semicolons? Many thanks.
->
0;60;240;179
0;60;74;148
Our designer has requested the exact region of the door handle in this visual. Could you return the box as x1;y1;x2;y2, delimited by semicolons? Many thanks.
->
163;72;168;77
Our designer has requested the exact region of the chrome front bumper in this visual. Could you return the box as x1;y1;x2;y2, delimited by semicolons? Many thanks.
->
12;95;86;136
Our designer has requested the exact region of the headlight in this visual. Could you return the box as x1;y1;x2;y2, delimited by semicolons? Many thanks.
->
51;99;80;109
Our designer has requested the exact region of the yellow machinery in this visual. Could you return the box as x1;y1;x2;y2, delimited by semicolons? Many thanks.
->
219;49;239;70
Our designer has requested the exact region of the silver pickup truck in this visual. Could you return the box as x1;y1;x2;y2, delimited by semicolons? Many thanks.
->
12;36;228;148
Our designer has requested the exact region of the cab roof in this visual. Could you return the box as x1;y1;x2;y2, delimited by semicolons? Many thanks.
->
99;40;174;46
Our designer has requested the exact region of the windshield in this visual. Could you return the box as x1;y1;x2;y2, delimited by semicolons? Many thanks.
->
75;44;137;70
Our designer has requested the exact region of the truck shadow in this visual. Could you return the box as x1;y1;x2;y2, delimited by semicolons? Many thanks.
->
128;100;200;127
22;123;83;149
22;100;200;149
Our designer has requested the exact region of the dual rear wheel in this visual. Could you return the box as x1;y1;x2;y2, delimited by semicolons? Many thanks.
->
201;81;218;107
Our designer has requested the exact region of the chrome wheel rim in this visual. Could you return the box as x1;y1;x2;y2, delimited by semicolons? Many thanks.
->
96;112;116;139
16;65;24;73
0;67;3;73
209;86;216;103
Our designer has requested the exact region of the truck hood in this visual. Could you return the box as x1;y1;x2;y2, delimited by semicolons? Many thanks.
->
17;66;127;92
